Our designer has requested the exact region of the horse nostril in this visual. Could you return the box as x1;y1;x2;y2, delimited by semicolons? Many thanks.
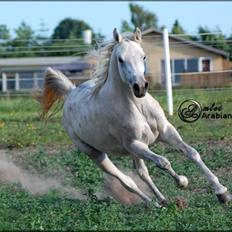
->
133;83;140;92
145;82;149;90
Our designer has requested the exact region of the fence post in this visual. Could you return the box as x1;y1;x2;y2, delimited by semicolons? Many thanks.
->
33;72;38;88
162;27;173;116
2;73;7;92
15;73;20;91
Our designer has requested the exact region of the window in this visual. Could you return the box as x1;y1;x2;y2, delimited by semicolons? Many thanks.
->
19;72;34;89
161;57;213;86
187;58;198;72
199;58;212;72
6;73;15;90
173;59;185;85
161;59;185;86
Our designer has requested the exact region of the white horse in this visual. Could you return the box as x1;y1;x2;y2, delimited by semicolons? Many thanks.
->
36;28;231;206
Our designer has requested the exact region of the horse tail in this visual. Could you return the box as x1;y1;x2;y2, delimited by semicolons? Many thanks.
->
33;67;75;119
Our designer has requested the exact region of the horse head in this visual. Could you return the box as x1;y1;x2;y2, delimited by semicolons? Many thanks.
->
113;28;149;98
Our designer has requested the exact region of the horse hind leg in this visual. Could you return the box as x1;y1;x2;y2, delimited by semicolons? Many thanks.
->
92;153;154;205
133;157;167;205
68;131;154;205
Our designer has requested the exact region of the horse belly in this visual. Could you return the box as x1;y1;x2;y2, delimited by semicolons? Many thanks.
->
64;102;127;155
77;123;129;155
76;124;129;156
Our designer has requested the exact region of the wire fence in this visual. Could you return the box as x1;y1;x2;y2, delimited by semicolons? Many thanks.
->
0;31;232;96
0;32;231;47
1;42;231;54
1;39;232;48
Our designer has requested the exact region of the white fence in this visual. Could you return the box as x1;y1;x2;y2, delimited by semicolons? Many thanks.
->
0;72;44;92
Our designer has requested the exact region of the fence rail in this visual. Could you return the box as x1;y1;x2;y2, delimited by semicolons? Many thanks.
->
0;72;90;93
1;86;232;98
181;72;232;88
1;71;232;93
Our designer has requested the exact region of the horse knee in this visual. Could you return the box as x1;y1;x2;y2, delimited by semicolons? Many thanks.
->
122;175;138;191
189;149;201;162
182;143;201;162
156;157;171;170
137;167;149;180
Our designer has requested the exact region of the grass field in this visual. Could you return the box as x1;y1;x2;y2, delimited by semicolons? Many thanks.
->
0;89;232;230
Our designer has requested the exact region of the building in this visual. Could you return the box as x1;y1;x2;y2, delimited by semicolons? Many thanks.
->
1;29;232;92
0;56;92;92
142;28;232;88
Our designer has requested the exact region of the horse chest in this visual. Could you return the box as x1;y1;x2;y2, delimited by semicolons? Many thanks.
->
114;113;158;146
140;121;158;145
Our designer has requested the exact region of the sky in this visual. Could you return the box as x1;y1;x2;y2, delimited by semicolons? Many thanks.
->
0;1;232;40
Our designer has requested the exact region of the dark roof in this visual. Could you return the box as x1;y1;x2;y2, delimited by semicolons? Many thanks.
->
0;56;79;66
53;61;93;72
0;56;93;72
142;28;229;58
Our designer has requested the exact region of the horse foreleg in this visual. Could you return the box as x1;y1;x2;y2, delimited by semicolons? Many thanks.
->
133;157;167;205
128;140;189;189
160;122;232;203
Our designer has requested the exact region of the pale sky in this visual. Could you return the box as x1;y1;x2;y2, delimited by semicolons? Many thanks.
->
0;1;232;39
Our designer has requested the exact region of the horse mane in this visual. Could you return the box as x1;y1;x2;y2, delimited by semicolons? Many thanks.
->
90;32;139;94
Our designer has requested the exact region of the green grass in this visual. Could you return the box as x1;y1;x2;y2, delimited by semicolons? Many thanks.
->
0;89;232;230
0;97;70;148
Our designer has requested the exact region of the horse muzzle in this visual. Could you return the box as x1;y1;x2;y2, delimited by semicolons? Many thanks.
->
132;82;149;98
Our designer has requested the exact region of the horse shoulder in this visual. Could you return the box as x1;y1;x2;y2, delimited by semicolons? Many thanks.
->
142;93;169;136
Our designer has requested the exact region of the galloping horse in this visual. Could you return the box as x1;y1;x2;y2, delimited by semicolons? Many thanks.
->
36;28;231;206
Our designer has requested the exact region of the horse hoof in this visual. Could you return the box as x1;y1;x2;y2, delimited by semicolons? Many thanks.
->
177;175;188;188
216;191;232;203
160;198;168;207
154;202;163;208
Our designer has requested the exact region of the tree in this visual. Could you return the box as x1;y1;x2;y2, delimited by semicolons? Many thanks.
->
0;24;11;56
52;18;92;40
171;19;185;35
15;21;34;42
121;20;133;33
121;3;158;32
50;18;103;57
0;25;10;57
36;19;49;41
227;33;232;60
0;24;11;40
9;21;36;57
197;26;229;52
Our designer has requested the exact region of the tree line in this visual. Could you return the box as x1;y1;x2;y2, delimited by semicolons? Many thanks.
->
0;19;104;58
0;3;231;59
121;3;232;60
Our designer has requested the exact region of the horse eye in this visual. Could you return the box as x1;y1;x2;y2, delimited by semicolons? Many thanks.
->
143;56;146;61
118;57;124;63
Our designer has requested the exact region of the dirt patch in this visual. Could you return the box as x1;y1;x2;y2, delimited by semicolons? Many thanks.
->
102;170;153;205
0;149;87;200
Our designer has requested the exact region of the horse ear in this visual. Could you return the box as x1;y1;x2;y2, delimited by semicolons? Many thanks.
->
134;27;142;43
113;28;122;43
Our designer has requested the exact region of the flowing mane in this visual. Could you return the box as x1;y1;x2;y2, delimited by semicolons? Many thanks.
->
89;32;140;94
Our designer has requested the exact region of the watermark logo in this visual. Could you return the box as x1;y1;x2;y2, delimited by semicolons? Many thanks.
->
178;100;232;123
178;100;202;123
